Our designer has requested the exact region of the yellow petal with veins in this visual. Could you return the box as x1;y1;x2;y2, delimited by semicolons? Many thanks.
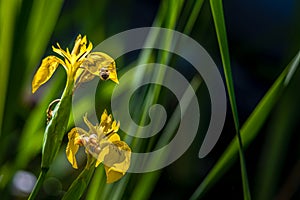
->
99;140;131;183
108;68;119;84
77;40;93;60
66;128;82;169
78;52;119;84
32;56;64;93
71;35;86;55
104;165;125;184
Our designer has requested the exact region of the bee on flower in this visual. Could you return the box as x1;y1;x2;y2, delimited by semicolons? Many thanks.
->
66;110;131;183
76;52;119;86
32;34;119;94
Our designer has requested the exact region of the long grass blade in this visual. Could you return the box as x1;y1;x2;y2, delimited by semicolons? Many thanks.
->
209;0;251;199
85;1;168;199
183;0;204;34
24;0;64;78
0;0;21;136
253;51;300;200
190;50;300;199
129;1;186;199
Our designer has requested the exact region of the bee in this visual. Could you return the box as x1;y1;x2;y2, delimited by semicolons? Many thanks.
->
99;67;110;80
75;52;119;88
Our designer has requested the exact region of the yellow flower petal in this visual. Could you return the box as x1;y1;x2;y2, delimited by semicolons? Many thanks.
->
77;40;93;61
71;35;93;62
95;143;109;167
78;52;119;84
95;139;131;183
66;128;82;169
71;35;86;55
52;44;71;63
74;69;96;89
101;109;108;123
104;165;125;183
100;110;113;133
32;56;63;93
111;121;120;133
108;69;119;84
71;34;83;55
98;140;131;183
86;41;93;53
109;141;131;171
107;133;120;142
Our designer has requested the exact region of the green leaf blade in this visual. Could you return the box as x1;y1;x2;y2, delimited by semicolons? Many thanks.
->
209;0;251;199
190;50;300;200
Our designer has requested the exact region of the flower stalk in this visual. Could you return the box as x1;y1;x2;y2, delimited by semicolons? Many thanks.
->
42;76;74;168
62;154;96;200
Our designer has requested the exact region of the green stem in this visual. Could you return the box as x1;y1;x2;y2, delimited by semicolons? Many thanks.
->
28;167;48;200
41;76;74;168
28;76;75;199
62;155;96;200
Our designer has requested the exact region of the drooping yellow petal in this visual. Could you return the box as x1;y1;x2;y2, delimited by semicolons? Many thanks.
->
66;128;82;169
78;52;119;84
74;69;96;90
108;141;131;171
98;140;131;183
104;165;125;184
108;68;119;84
82;52;115;74
32;56;63;93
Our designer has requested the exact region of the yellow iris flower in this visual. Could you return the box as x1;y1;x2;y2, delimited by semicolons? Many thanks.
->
66;110;131;183
32;34;118;93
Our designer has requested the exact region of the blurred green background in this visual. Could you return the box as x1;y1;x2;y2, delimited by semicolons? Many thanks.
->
1;0;300;199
